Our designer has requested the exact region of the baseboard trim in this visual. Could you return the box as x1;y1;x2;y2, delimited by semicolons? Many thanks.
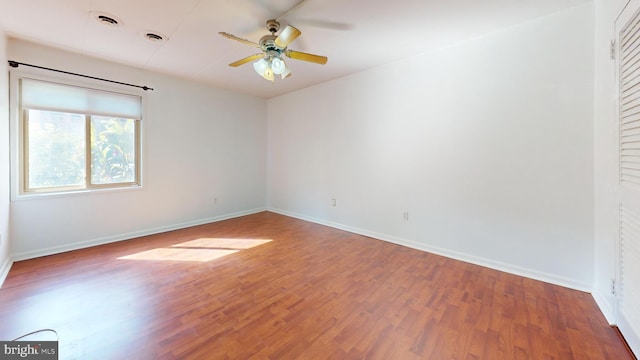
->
592;289;616;324
613;326;639;360
11;208;267;262
618;316;640;358
0;256;14;288
267;207;592;292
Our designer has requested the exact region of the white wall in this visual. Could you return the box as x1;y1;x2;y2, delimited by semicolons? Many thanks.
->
592;0;627;324
8;40;267;259
0;25;12;283
268;3;595;290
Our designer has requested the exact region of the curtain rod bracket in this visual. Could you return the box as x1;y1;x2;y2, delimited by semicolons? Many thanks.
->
7;60;154;91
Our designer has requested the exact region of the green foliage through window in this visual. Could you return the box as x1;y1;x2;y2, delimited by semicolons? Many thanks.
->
25;109;139;192
91;116;136;185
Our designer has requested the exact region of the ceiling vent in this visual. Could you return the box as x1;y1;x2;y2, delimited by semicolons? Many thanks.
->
91;11;122;27
145;32;165;42
142;30;168;43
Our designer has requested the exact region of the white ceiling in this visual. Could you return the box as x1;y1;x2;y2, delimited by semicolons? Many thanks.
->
0;0;590;99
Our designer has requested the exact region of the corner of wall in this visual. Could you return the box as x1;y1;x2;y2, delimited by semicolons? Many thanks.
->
592;287;616;324
0;24;13;287
0;257;13;287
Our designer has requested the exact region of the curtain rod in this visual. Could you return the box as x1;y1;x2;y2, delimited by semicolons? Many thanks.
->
8;60;154;91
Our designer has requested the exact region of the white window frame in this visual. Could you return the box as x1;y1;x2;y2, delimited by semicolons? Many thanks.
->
9;70;145;200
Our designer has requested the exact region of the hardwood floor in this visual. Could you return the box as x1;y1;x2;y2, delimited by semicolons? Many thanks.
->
0;212;634;359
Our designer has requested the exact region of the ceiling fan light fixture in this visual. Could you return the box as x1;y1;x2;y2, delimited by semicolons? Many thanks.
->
253;58;268;74
253;58;274;81
281;67;292;79
264;68;275;81
271;57;286;75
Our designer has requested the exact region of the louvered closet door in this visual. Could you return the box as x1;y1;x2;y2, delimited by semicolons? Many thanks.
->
616;0;640;356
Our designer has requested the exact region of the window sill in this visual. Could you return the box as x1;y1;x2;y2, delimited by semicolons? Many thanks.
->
12;184;143;202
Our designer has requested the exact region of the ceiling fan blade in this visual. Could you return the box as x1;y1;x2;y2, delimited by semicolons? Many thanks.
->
285;50;328;65
229;54;264;67
275;25;301;48
219;32;260;48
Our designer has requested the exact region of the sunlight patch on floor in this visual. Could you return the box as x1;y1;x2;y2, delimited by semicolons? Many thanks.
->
118;248;238;262
173;238;272;249
117;238;272;262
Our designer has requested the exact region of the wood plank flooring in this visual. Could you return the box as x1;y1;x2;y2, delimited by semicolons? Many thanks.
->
0;211;634;359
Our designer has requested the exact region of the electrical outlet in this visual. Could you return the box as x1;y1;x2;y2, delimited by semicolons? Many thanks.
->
403;212;409;221
331;198;336;207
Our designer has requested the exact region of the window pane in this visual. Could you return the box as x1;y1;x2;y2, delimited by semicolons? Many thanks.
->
27;110;86;189
90;116;136;185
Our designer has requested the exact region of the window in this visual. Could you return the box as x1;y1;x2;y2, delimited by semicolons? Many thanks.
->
16;76;142;194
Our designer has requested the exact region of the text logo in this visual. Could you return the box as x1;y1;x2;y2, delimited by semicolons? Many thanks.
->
0;341;58;359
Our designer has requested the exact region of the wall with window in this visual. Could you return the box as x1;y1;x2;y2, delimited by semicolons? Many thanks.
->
8;39;267;259
0;26;11;282
267;3;595;289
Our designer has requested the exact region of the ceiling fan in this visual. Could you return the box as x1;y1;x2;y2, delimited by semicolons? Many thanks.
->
219;13;328;81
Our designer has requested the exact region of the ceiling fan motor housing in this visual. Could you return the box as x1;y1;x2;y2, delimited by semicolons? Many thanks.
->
266;19;280;34
259;34;281;53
